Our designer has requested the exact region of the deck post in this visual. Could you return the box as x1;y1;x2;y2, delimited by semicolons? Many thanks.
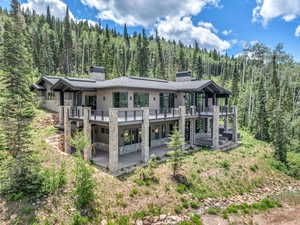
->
141;107;150;162
212;105;219;149
189;118;196;145
109;108;119;172
59;106;64;127
179;106;186;139
83;107;92;160
232;106;238;143
64;106;72;153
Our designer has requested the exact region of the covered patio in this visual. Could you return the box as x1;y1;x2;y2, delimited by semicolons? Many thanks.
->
92;145;172;170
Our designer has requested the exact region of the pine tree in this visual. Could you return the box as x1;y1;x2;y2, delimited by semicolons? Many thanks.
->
0;0;42;198
255;77;269;141
231;63;240;105
63;6;73;74
167;128;185;177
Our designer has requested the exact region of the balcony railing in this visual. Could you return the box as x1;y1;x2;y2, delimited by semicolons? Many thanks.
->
67;105;234;122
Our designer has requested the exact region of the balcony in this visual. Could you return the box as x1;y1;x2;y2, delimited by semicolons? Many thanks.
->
67;105;233;123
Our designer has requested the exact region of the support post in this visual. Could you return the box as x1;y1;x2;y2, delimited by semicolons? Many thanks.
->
224;97;228;131
59;106;64;127
178;106;186;139
141;108;150;162
232;106;238;143
109;108;119;172
64;106;72;153
83;107;92;160
189;119;196;145
212;105;219;149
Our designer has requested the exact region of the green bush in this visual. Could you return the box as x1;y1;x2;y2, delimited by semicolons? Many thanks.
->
71;212;89;225
207;208;220;215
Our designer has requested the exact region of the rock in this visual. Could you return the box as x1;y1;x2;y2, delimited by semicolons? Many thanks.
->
159;214;167;220
136;219;143;225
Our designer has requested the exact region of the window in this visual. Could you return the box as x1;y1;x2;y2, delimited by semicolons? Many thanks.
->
160;93;175;112
73;92;82;106
134;93;149;107
113;92;128;108
47;91;55;100
122;128;141;145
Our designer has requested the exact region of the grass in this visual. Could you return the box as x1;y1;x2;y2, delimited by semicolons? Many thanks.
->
1;110;300;225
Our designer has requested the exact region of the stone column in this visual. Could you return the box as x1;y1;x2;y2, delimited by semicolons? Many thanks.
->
109;108;119;172
232;106;238;143
83;107;92;160
178;106;186;139
141;107;150;162
189;118;196;145
59;106;64;127
64;106;72;153
212;105;219;149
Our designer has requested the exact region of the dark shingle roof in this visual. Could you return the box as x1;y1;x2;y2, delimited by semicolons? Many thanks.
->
50;75;231;95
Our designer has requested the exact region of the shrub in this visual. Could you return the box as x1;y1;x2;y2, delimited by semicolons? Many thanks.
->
129;188;139;197
174;205;183;214
190;201;200;209
207;208;220;215
71;212;89;225
219;160;230;170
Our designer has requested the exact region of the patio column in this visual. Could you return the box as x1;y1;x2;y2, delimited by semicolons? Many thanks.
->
59;106;64;127
232;106;238;143
190;118;196;145
83;107;92;160
224;97;228;131
179;106;186;139
109;108;119;172
141;107;150;162
64;106;72;153
212;105;219;149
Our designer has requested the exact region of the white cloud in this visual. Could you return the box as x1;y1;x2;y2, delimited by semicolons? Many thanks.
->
198;21;218;33
295;25;300;37
81;0;220;26
253;0;300;25
222;29;232;36
22;0;75;20
156;16;230;51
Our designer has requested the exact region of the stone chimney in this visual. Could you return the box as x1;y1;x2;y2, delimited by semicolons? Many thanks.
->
90;66;105;81
176;71;192;82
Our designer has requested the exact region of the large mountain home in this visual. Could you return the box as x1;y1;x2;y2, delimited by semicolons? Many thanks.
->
31;67;238;172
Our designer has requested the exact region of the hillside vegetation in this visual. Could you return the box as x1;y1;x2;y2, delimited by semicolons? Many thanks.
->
1;110;299;225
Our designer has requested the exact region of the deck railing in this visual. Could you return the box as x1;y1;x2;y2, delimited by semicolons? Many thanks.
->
68;105;234;122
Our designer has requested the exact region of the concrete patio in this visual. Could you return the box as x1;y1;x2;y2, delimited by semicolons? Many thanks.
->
92;145;172;169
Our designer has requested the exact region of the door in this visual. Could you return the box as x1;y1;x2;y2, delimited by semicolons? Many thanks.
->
85;96;97;110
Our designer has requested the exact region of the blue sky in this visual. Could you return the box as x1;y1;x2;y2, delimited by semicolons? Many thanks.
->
2;0;300;61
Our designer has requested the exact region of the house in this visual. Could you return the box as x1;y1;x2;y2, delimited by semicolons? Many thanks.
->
31;67;238;172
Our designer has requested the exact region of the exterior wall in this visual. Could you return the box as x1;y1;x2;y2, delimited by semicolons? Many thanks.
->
39;83;60;112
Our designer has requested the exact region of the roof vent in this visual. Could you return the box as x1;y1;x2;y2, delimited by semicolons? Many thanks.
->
176;71;192;82
90;66;105;81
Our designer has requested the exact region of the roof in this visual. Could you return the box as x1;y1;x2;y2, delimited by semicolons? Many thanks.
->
31;83;46;91
49;75;231;95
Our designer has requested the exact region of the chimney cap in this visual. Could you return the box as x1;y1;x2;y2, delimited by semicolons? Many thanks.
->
90;66;105;73
176;71;192;77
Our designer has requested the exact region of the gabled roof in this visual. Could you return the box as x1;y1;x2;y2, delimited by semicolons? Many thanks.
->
34;75;231;95
30;83;46;91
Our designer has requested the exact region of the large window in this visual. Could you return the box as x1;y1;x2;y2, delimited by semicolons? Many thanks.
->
134;93;149;107
159;93;175;111
122;128;141;145
113;92;128;108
